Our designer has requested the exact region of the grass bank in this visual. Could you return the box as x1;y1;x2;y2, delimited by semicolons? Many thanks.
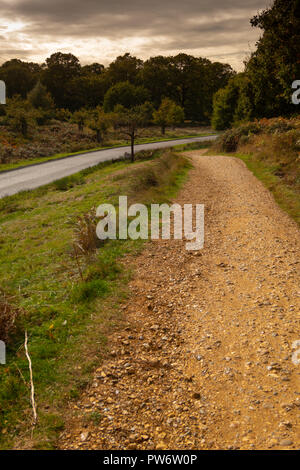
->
0;149;192;449
234;152;300;225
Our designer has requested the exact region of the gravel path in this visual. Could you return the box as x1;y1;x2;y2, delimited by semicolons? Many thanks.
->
59;152;300;450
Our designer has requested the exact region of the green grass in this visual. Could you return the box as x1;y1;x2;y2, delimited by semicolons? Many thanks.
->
207;149;300;226
0;132;215;173
236;153;300;225
0;149;192;449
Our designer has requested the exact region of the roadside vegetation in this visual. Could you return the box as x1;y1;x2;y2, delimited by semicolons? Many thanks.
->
212;117;300;224
0;113;212;172
0;148;192;449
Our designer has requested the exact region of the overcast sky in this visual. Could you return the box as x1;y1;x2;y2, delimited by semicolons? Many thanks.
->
0;0;271;70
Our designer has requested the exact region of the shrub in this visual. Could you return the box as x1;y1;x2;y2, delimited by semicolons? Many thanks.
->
214;121;262;152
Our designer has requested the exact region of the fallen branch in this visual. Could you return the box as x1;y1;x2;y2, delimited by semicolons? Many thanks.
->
24;331;37;425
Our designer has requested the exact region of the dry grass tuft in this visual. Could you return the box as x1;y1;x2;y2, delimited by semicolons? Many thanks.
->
73;210;98;256
0;289;22;343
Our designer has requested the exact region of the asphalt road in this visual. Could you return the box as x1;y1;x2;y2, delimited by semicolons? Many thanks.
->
0;136;216;198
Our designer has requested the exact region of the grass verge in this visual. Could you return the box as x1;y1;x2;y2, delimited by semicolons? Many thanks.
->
236;153;300;226
207;149;300;226
0;148;192;449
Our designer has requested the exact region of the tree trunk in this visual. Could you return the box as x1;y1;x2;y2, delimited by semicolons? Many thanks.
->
96;129;102;143
130;134;135;162
161;124;166;135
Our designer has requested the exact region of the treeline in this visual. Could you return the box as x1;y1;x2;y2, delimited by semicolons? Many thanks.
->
0;52;234;123
212;0;300;130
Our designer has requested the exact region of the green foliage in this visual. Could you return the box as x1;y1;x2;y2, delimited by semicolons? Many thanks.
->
71;109;87;132
0;51;234;122
103;81;149;112
42;52;81;109
211;74;253;130
107;53;143;84
55;108;72;122
212;0;300;125
0;59;41;98
53;173;85;191
27;81;54;109
247;0;300;116
88;107;111;143
153;98;184;134
141;54;234;122
113;103;152;160
3;97;38;137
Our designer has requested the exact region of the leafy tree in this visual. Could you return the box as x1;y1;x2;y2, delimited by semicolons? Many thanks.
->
55;108;72;122
82;63;105;75
67;74;110;110
114;104;150;161
27;81;54;109
247;0;300;115
4;97;41;137
140;56;173;107
214;0;300;123
211;74;249;130
104;81;149;112
143;54;233;122
71;109;88;132
153;98;184;134
107;53;143;84
43;52;81;108
88;108;111;143
0;59;41;98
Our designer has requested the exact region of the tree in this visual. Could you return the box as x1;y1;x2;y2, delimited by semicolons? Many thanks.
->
27;81;54;109
82;63;105;76
42;52;81;108
245;0;300;118
0;59;41;98
114;104;150;162
88;108;111;144
142;54;233;122
153;98;184;134
168;102;185;128
211;74;248;130
5;98;35;138
139;56;173;107
104;81;149;112
107;53;143;84
71;109;87;133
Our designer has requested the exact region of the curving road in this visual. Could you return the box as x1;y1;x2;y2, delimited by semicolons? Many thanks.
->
0;136;216;199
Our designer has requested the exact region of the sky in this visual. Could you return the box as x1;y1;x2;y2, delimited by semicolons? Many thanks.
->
0;0;271;71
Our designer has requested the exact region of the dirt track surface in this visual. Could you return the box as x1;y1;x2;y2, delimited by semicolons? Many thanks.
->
60;152;300;450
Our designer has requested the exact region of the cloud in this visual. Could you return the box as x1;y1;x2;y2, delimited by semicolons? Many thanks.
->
0;0;270;70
